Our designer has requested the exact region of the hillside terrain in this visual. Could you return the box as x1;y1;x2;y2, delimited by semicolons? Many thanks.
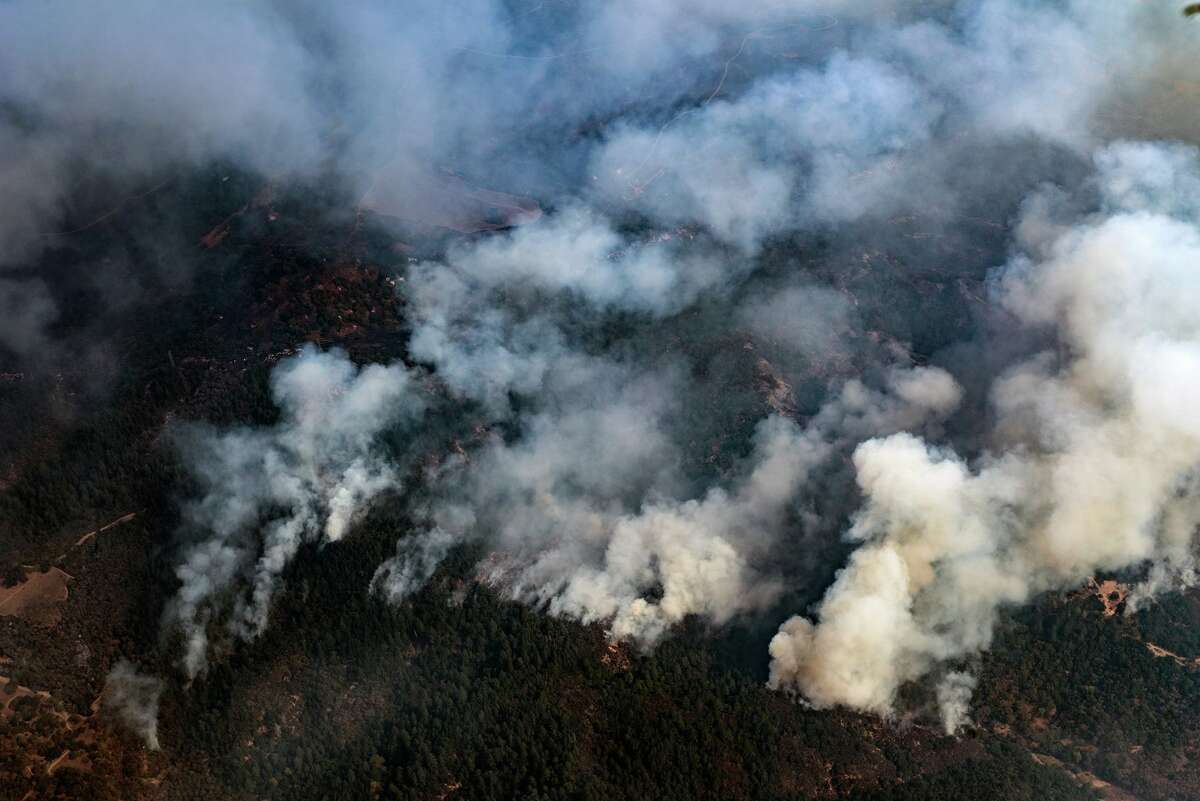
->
1;175;1196;801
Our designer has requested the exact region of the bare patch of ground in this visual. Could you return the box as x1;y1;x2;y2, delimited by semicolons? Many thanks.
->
1084;578;1130;617
1144;641;1200;668
754;357;797;417
0;567;72;627
600;641;632;673
65;511;138;554
1;672;162;797
1032;753;1141;801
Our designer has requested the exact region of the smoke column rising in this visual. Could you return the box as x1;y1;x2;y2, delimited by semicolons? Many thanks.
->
768;142;1200;725
165;346;424;677
3;0;1194;730
102;660;165;750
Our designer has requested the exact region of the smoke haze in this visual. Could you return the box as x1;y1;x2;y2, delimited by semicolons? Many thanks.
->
102;660;165;750
166;346;425;676
768;142;1200;722
5;0;1199;733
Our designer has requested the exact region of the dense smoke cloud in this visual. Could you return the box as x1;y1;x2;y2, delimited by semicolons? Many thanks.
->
436;208;733;314
0;0;852;355
589;52;943;247
375;355;963;642
768;143;1200;725
584;0;1162;247
16;0;1177;732
165;346;424;677
2;0;1193;353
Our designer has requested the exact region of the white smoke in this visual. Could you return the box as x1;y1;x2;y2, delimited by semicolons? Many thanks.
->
436;207;730;315
101;660;164;750
404;259;598;416
3;0;1195;356
115;0;1200;735
375;362;961;644
0;0;786;353
165;346;424;677
481;413;825;644
590;52;942;246
375;410;825;643
936;671;976;735
1125;560;1200;615
769;142;1200;729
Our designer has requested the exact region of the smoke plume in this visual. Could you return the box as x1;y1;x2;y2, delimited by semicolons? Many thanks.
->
375;359;963;643
165;346;424;677
936;671;976;735
101;660;164;750
5;0;1185;733
768;142;1200;726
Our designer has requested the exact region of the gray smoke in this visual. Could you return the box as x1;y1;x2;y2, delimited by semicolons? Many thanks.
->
936;671;976;735
17;0;1175;731
380;411;821;643
2;0;1192;354
0;0;871;354
375;354;963;643
101;660;164;750
435;207;732;314
768;142;1200;725
165;346;424;677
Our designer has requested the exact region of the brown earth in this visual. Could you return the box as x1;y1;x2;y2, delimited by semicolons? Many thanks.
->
0;568;72;628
